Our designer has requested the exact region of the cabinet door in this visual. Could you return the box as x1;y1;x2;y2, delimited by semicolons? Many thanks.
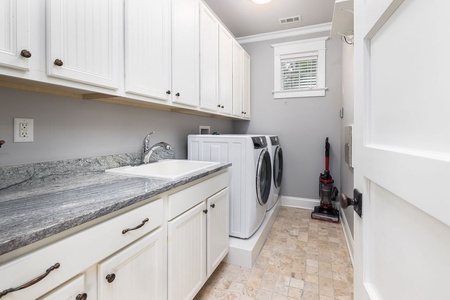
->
199;3;219;112
232;40;243;117
46;0;121;89
171;0;199;107
0;0;30;70
242;51;251;119
207;187;229;277
124;0;170;101
168;201;206;300
98;228;165;300
218;26;233;115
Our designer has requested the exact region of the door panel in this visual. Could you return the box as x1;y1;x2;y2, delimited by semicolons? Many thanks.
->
354;0;450;299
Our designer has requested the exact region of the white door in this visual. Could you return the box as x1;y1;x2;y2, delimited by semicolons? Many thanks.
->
199;3;219;112
47;0;121;89
98;229;165;300
206;187;229;277
353;0;450;299
0;0;30;70
124;0;170;101
218;26;233;115
167;201;206;300
171;0;199;107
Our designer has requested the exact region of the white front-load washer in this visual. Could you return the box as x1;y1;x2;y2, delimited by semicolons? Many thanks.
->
188;134;272;239
266;135;283;211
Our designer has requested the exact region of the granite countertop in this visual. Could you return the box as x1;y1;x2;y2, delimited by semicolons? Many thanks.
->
0;157;230;257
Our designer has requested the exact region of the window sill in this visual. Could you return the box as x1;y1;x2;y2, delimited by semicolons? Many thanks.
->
273;87;328;99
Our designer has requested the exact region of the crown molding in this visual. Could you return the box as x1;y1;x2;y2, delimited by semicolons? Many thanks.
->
236;22;332;44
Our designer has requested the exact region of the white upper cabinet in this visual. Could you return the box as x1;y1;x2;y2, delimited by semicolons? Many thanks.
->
124;0;171;101
232;41;243;117
46;0;121;90
218;26;233;115
199;3;219;112
171;0;200;107
0;0;31;70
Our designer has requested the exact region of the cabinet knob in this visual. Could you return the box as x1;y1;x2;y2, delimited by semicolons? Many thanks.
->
175;92;180;97
221;106;224;108
210;204;215;208
76;293;88;300
166;90;171;95
106;273;116;283
20;49;32;58
54;59;64;67
203;209;208;214
217;104;221;108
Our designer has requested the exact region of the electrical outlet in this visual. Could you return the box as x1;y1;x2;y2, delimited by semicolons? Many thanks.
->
14;118;34;142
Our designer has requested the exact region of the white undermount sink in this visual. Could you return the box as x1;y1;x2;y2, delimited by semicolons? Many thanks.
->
106;159;219;180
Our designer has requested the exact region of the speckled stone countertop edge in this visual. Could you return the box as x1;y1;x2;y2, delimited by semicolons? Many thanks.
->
0;163;231;257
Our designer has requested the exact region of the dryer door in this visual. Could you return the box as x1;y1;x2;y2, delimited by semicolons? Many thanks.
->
256;148;272;205
273;146;283;189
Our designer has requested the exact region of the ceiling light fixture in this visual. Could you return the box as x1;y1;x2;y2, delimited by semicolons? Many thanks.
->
252;0;272;4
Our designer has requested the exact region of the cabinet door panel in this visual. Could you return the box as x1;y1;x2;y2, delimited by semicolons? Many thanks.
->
0;0;30;70
98;228;165;300
172;0;199;107
200;4;219;112
242;52;251;119
168;201;206;300
47;0;121;89
218;27;233;115
124;0;170;100
207;187;229;277
232;41;243;117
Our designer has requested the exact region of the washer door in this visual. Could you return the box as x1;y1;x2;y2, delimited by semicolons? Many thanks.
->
273;146;283;189
256;148;272;205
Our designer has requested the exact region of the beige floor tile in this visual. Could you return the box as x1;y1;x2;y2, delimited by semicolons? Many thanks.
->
194;207;353;300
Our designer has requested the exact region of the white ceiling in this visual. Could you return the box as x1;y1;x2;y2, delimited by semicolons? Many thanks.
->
203;0;336;38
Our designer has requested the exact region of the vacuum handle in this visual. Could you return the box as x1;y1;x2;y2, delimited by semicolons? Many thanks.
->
325;137;330;171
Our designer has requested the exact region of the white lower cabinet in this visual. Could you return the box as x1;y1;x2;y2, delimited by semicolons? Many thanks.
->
0;171;229;300
98;228;165;300
168;186;229;300
168;201;207;300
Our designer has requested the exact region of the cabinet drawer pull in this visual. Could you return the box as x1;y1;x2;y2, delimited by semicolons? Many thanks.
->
54;59;64;66
210;204;215;208
76;293;88;300
106;273;116;283
0;263;60;298
20;49;32;58
122;218;149;234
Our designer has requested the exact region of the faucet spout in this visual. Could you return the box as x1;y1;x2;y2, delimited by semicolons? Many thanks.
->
142;131;155;163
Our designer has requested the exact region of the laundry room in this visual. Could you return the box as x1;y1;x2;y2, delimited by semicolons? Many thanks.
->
2;0;448;299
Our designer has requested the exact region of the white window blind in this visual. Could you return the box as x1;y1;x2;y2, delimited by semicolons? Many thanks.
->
272;37;328;98
280;55;318;90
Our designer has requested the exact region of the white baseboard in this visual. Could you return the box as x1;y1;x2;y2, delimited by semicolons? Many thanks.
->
340;208;354;266
281;196;319;210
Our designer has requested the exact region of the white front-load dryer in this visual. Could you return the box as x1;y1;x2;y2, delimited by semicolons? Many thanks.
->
266;135;283;211
188;134;271;238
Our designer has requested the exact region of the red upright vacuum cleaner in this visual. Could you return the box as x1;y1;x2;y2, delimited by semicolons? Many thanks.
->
311;137;340;223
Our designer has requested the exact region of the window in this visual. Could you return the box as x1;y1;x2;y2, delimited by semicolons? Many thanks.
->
272;37;328;98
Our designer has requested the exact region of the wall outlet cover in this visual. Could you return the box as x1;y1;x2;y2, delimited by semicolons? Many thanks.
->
14;118;34;142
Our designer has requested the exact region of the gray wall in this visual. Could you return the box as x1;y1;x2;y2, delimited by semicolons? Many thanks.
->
0;88;233;167
340;41;355;237
234;34;342;200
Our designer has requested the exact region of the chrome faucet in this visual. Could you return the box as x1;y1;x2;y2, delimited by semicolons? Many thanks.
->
142;132;175;164
142;131;155;164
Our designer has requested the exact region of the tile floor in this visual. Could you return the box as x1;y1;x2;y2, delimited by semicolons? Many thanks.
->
195;207;353;300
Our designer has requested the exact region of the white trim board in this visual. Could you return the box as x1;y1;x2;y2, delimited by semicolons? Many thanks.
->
340;208;354;266
281;196;319;210
237;23;332;45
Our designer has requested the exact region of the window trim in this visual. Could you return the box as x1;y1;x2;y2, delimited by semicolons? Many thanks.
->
272;37;328;98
